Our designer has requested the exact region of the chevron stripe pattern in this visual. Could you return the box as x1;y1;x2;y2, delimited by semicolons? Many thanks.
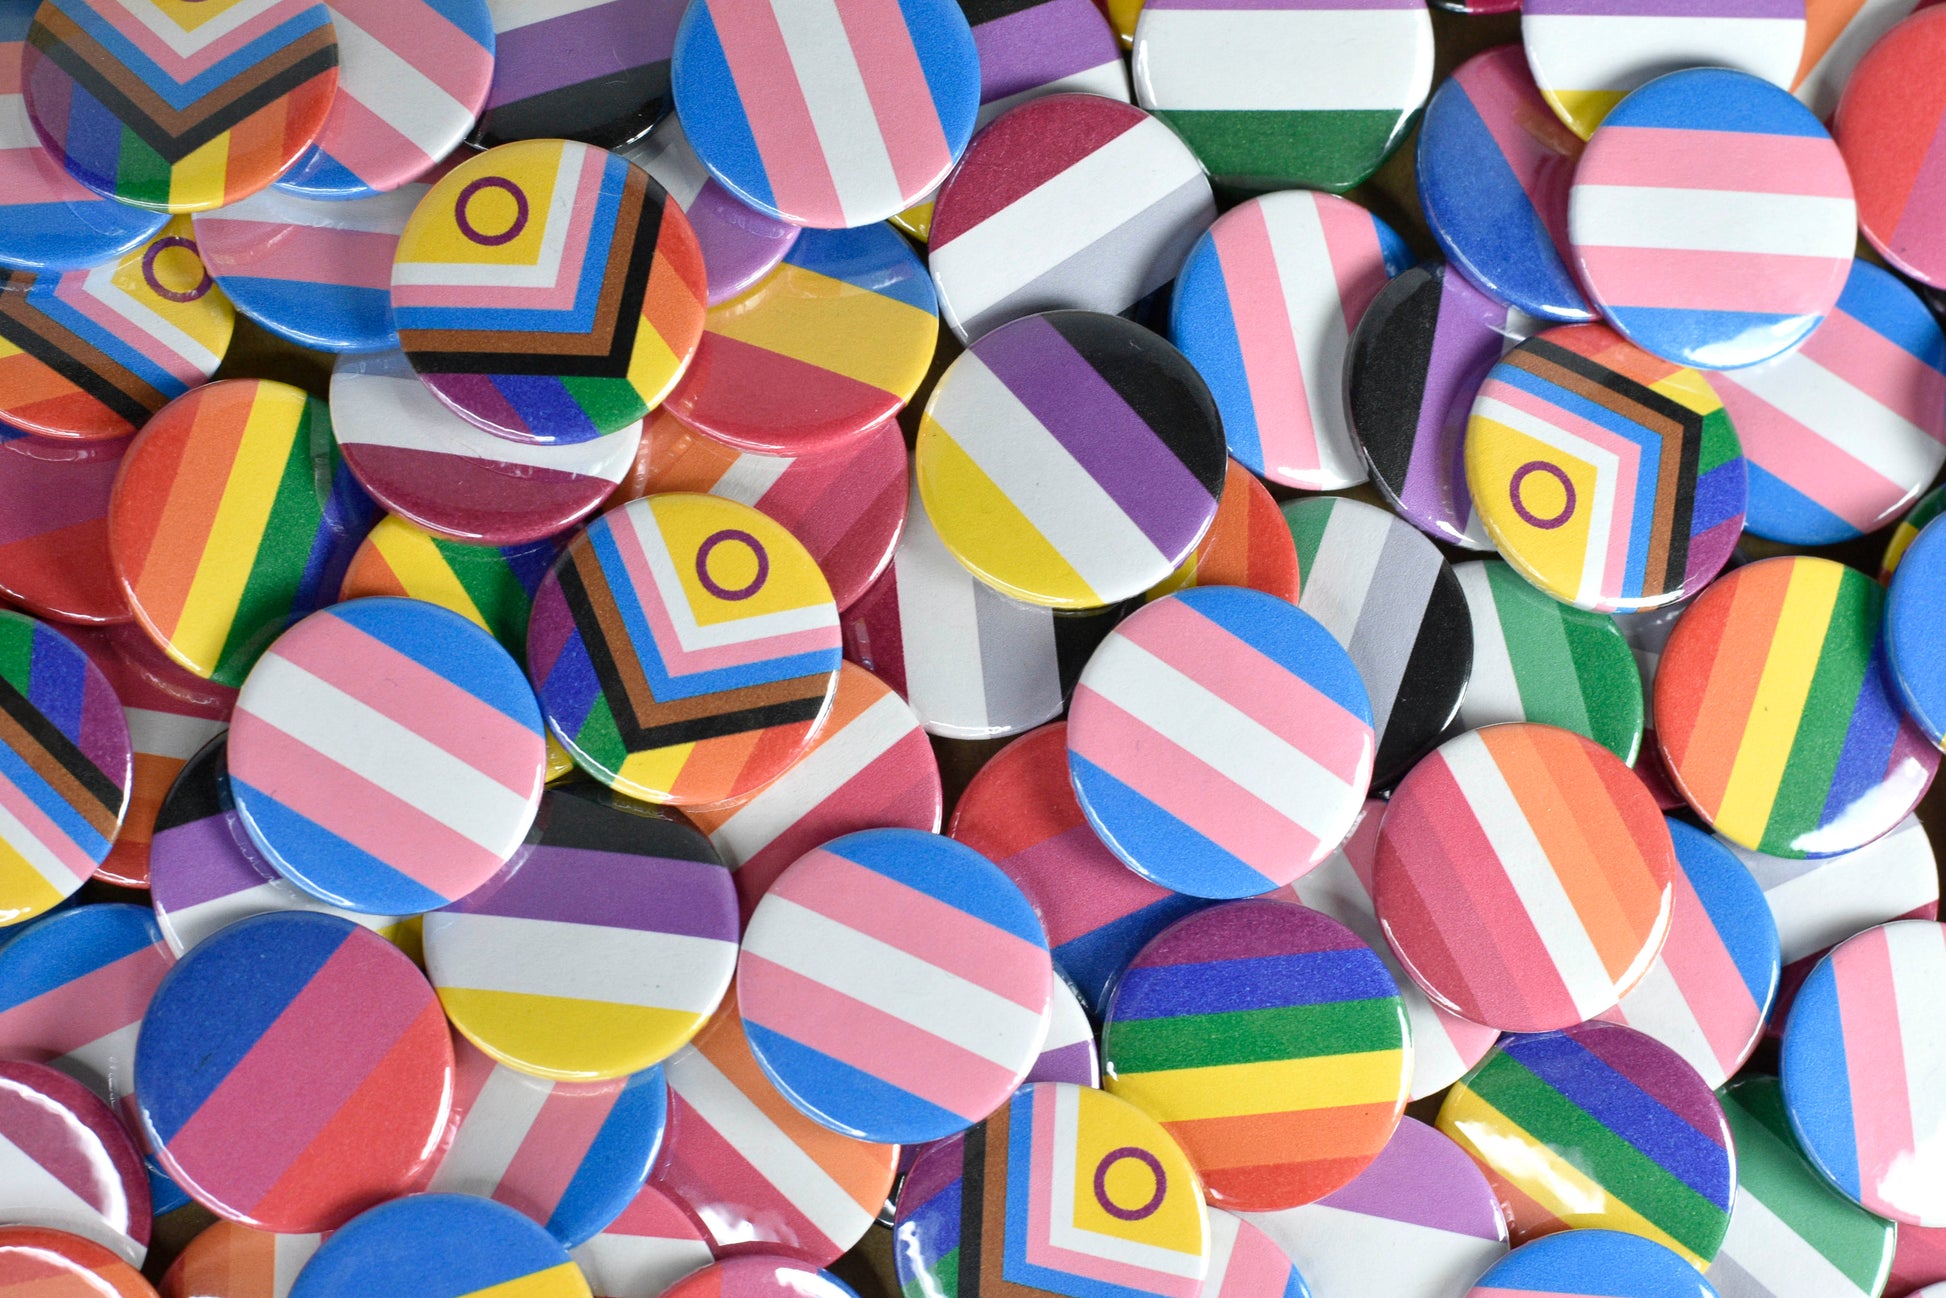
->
21;0;339;212
392;140;707;445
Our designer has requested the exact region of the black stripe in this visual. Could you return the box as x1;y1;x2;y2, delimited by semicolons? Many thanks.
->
1657;406;1703;596
0;270;156;426
0;669;122;815
473;62;670;150
151;734;226;834
957;0;1053;24
958;1111;988;1296
535;778;721;863
1372;563;1472;790
614;693;827;751
1516;336;1700;431
1347;266;1443;497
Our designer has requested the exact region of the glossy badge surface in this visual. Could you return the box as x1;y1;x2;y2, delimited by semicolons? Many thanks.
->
1147;461;1298;604
1887;481;1946;580
569;1183;713;1298
0;426;129;625
474;0;681;148
0;1058;148;1264
1464;1231;1721;1298
664;1259;856;1298
287;1194;591;1298
0;1227;153;1298
1888;515;1946;745
339;522;559;663
1834;5;1946;289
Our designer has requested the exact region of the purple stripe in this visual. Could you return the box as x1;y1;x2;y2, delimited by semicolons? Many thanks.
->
453;845;739;943
975;317;1214;553
1565;1021;1728;1142
1400;274;1505;524
1528;0;1801;14
1026;1040;1096;1086
1148;0;1424;8
487;1;676;107
152;816;277;912
1317;1118;1508;1238
974;0;1119;101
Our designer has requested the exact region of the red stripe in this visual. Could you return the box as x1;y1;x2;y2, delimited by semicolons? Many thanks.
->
928;95;1139;248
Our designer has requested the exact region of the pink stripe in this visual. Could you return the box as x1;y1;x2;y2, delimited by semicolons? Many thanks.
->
1215;202;1316;473
327;0;489;103
1714;379;1902;530
1069;688;1319;879
0;54;19;96
0;946;169;1057
766;851;1049;1009
1488;378;1643;598
1835;926;1914;1206
1892;112;1946;267
3;142;102;204
1313;192;1391;334
1577;245;1852;315
95;0;316;89
271;613;541;793
1799;299;1946;433
1577;126;1855;196
832;0;951;201
706;0;844;223
1217;1221;1293;1298
199;221;399;290
0;771;96;883
53;275;200;378
739;955;1023;1120
1003;827;1173;942
1455;47;1582;235
1658;867;1764;1073
1113;597;1374;779
657;1095;830;1252
311;98;438;191
449;1037;496;1113
497;1086;615;1218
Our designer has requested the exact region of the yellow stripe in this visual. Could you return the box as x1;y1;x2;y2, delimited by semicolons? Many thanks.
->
0;842;67;926
616;743;697;802
1109;1051;1408;1121
1542;87;1622;138
544;737;577;783
460;1261;592;1298
626;314;684;410
170;386;310;673
916;421;1100;607
370;520;487;630
708;262;937;395
1713;559;1842;846
439;987;705;1082
169;131;230;212
0;335;21;360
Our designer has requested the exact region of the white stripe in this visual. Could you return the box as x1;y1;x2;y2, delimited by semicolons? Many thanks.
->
1046;1085;1206;1279
626;500;841;652
928;353;1171;595
711;451;796;506
1295;502;1385;653
1455;562;1523;731
329;11;474;158
202;183;422;236
488;0;614;35
124;709;226;762
54;1021;141;1108
429;1059;549;1196
0;776;85;895
708;691;916;865
1718;350;1946;489
1044;977;1094;1060
1;97;39;152
271;1236;322;1298
237;655;537;854
1605;957;1723;1086
0;1128;142;1266
926;117;1204;326
742;896;1046;1068
1732;815;1936;964
1243;1201;1506;1298
114;0;290;61
1204;1207;1242;1297
664;1045;876;1248
976;59;1130;130
1442;732;1617;1019
423;912;735;1012
1261;192;1368;489
1572;186;1857;259
159;877;405;956
391;145;581;288
572;1230;716;1298
891;486;993;737
1887;921;1946;1195
1472;392;1621;607
1082;636;1359;840
1794;0;1918;120
1523;14;1806;97
78;258;222;374
625;117;710;210
1132;8;1432;112
1713;1180;1870;1298
767;0;903;227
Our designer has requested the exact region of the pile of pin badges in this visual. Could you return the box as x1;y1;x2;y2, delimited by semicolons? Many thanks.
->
5;1;1946;1298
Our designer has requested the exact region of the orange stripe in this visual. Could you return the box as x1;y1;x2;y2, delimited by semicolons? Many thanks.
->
643;211;708;339
1546;734;1667;975
1667;564;1787;815
339;545;410;602
121;389;253;640
1163;1102;1402;1170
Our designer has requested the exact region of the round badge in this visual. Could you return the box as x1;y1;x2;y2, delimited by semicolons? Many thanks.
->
1147;460;1299;604
109;380;379;687
425;779;739;1079
665;1259;855;1298
1287;801;1501;1101
618;409;909;611
1068;587;1375;897
1795;0;1929;119
135;912;453;1232
1710;260;1946;544
1434;0;1518;10
1103;899;1408;1210
391;141;707;445
0;611;129;926
1201;1212;1309;1298
475;0;682;149
963;0;1129;133
893;1082;1212;1298
1618;595;1704;813
1784;920;1946;1224
429;1036;668;1247
0;1058;148;1264
739;829;1053;1143
929;95;1216;343
1656;556;1939;857
339;519;560;659
0;902;172;1108
687;661;941;922
1376;722;1677;1032
1896;1229;1946;1297
1244;1117;1509;1296
842;471;1127;742
165;1220;322;1298
1347;263;1535;550
1889;516;1946;746
1521;0;1808;138
569;1184;713;1298
1454;557;1644;763
654;982;898;1265
288;1194;591;1298
528;494;842;806
1285;496;1473;787
661;224;937;457
1835;7;1946;289
1465;323;1748;612
1440;1022;1735;1267
1597;819;1780;1086
916;310;1227;610
1466;1231;1720;1298
1417;46;1592;323
0;426;128;624
671;0;977;229
0;220;232;442
1130;0;1432;192
272;0;493;199
1171;191;1414;491
148;735;416;958
0;1227;154;1298
1710;1075;1897;1298
1885;482;1946;581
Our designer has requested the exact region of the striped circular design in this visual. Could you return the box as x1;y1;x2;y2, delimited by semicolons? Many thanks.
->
1465;1231;1721;1298
1147;461;1298;604
135;912;453;1233
917;309;1227;610
1285;496;1473;787
392;141;707;445
0;425;128;624
339;519;559;660
0;611;129;925
1711;1076;1896;1298
1835;6;1946;289
619;114;800;306
740;828;1052;1143
687;661;941;923
654;983;898;1265
528;494;842;807
929;95;1215;343
1784;919;1946;1225
1884;481;1946;580
0;1059;147;1265
570;1185;713;1298
1102;899;1408;1211
429;1036;668;1247
1418;46;1592;323
230;598;546;914
288;1194;590;1298
21;0;339;212
1888;515;1946;744
1455;557;1644;763
167;1220;323;1298
424;780;738;1080
1794;0;1925;119
662;224;937;457
621;409;908;611
1203;1212;1309;1298
1655;556;1939;857
0;1226;151;1297
1570;68;1853;369
1438;1021;1735;1267
476;0;681;148
1465;324;1748;613
1171;191;1413;491
1712;261;1946;545
1375;722;1677;1032
963;0;1128;134
1130;0;1432;192
666;1260;855;1298
0;220;232;440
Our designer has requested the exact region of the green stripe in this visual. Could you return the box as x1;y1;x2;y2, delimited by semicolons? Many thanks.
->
214;399;329;688
1153;108;1415;194
1696;406;1741;475
1558;606;1643;763
0;615;34;694
1769;573;1878;852
1106;998;1404;1072
1491;561;1591;736
560;377;648;436
1281;499;1331;580
116;128;170;211
572;696;627;774
434;538;531;656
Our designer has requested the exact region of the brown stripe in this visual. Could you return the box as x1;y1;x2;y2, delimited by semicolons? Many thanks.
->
566;542;660;721
0;277;167;418
0;691;119;840
614;671;830;729
1512;349;1684;441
